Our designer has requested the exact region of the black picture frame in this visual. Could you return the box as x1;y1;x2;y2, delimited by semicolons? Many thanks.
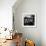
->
22;13;36;27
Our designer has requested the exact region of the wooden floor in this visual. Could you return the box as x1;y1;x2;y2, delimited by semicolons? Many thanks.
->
0;39;16;46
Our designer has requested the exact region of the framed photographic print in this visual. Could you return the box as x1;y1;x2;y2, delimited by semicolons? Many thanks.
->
22;13;36;27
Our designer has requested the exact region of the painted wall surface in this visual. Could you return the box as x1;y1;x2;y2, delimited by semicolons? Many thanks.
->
0;0;16;30
41;0;46;46
13;0;46;46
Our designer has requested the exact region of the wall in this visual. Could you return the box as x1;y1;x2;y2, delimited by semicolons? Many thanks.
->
13;0;41;46
41;0;46;46
0;0;16;30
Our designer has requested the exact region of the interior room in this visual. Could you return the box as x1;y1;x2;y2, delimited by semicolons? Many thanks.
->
0;0;46;46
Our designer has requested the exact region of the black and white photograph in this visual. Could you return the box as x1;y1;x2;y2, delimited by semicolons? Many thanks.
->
22;13;36;27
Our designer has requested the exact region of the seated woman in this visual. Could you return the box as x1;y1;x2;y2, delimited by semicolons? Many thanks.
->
15;33;23;46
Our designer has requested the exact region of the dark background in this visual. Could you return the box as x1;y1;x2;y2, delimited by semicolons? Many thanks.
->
24;15;35;26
